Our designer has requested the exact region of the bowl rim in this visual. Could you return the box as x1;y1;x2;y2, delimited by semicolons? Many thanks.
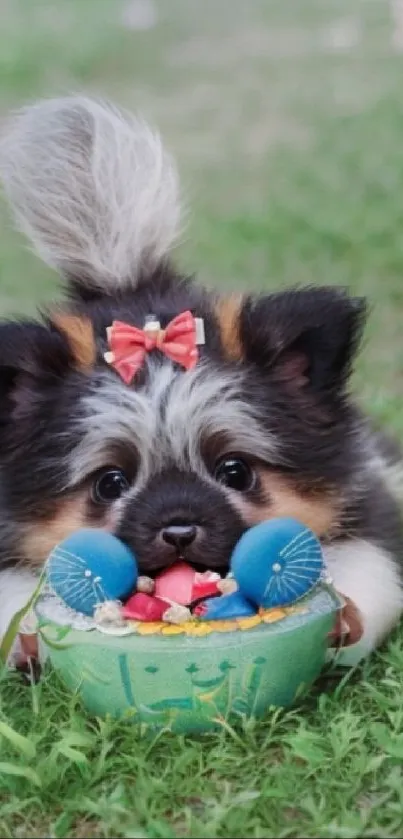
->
35;583;342;642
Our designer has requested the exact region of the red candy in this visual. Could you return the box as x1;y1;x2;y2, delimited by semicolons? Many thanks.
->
122;592;167;622
121;564;224;623
192;571;221;603
193;602;208;617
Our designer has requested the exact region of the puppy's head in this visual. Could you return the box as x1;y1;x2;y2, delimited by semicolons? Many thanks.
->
0;96;366;575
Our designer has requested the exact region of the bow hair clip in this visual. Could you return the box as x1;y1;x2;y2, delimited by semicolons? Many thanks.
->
104;311;205;385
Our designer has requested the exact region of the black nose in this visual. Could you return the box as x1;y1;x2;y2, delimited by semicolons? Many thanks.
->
161;524;198;550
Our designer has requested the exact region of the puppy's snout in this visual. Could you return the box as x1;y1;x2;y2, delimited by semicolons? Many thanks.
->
117;468;245;572
161;524;198;550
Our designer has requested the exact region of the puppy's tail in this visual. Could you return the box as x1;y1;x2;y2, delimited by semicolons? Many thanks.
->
0;95;181;297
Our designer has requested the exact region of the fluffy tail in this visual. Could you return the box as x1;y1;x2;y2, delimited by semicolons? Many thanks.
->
0;95;181;295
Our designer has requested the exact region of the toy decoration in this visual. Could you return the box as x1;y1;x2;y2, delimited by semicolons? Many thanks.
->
104;311;205;385
194;590;256;620
231;518;324;608
122;592;168;622
47;529;138;616
45;518;326;623
92;601;134;636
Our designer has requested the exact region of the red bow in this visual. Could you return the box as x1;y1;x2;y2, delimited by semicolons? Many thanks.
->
104;311;199;385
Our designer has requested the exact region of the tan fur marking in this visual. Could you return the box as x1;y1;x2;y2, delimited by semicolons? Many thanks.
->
234;470;340;538
21;495;111;568
215;294;244;361
53;313;96;370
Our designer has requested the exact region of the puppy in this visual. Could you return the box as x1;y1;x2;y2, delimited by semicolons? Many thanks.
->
0;95;402;659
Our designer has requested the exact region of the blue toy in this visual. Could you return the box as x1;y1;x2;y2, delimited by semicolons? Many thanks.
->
196;590;256;620
47;529;138;616
231;518;323;609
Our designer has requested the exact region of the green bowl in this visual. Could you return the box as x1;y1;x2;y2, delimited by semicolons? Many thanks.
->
37;584;341;734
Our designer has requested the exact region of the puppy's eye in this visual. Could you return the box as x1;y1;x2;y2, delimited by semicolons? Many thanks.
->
92;468;130;503
214;457;254;492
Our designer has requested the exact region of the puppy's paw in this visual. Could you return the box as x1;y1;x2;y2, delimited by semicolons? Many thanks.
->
329;595;364;648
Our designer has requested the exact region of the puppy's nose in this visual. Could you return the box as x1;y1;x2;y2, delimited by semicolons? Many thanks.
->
161;524;197;550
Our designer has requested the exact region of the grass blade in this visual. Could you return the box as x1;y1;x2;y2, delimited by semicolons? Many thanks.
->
0;573;45;666
0;720;36;759
0;762;42;787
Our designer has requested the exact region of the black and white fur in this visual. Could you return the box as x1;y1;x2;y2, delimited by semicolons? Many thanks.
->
0;95;402;659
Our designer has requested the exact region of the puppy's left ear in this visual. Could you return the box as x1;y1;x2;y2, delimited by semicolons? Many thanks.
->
239;287;367;396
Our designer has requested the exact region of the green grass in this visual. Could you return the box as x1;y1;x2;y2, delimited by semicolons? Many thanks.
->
1;0;403;836
2;649;403;838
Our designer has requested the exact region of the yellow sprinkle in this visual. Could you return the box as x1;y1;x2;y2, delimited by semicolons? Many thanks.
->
261;608;287;624
136;622;164;635
161;624;186;635
237;614;262;631
283;605;307;616
185;622;213;636
210;620;239;632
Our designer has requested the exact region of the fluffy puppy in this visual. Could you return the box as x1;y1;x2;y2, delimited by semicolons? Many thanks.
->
0;95;402;658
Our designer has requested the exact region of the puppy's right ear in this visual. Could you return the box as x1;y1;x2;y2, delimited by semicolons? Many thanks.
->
215;287;366;399
0;96;181;302
241;287;367;398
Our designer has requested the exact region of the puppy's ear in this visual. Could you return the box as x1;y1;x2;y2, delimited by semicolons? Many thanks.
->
0;321;72;434
240;287;367;396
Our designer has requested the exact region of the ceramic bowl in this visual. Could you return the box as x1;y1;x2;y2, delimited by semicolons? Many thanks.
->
36;584;341;734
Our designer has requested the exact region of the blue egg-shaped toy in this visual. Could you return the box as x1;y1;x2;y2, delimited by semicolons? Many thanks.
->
231;518;323;609
197;590;256;621
47;529;138;616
